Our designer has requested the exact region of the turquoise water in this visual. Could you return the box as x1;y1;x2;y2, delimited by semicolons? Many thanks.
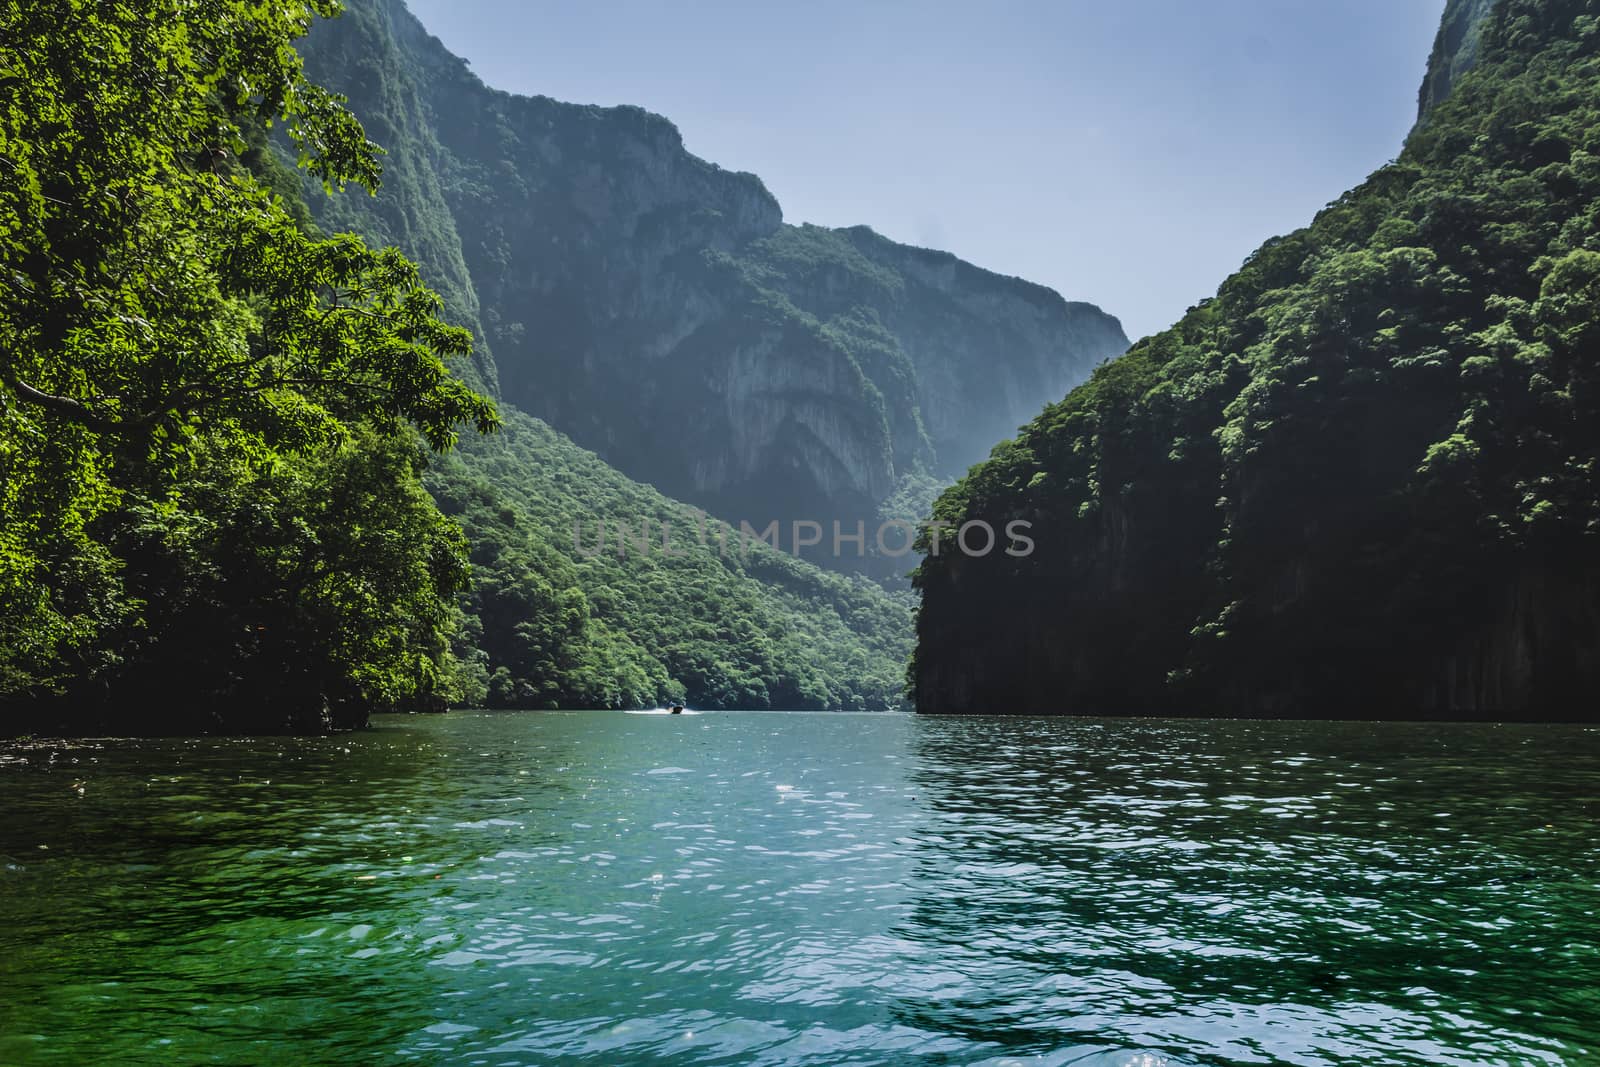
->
1;711;1597;1065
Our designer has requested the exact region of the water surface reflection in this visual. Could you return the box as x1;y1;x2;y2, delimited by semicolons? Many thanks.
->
1;713;1595;1065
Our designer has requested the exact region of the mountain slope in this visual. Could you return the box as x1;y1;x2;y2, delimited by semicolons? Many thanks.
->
428;411;912;710
295;0;1127;562
914;0;1600;719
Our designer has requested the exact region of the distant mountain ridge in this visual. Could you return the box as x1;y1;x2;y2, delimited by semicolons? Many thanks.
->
296;0;1128;558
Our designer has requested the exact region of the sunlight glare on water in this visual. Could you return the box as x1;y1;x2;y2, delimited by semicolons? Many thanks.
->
1;711;1597;1065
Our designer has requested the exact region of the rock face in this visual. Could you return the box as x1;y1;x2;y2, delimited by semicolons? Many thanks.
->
1417;0;1498;121
296;0;1127;554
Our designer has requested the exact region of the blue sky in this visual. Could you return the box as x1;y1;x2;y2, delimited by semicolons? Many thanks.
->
404;0;1447;341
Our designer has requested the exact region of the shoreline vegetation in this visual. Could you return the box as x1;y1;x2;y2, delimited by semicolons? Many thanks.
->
2;1;497;734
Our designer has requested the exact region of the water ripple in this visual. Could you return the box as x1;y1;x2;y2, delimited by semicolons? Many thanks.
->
1;713;1596;1065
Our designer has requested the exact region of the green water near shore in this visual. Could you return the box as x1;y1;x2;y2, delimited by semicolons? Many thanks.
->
1;712;1597;1065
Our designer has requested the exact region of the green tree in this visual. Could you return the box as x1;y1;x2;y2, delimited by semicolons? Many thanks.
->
98;429;473;731
0;0;496;725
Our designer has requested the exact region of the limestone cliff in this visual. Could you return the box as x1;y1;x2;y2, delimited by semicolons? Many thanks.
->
295;0;1127;554
1417;0;1498;121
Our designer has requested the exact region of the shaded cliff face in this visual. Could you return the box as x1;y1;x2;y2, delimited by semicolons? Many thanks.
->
915;0;1600;720
296;0;1127;555
1417;0;1498;121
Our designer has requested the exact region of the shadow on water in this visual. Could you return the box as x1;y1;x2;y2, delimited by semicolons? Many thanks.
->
0;715;583;1064
889;716;1600;1066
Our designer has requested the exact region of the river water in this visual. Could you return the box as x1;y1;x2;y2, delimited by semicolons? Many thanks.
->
1;711;1596;1065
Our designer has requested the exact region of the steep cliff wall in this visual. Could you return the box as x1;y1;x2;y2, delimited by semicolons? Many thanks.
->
1417;0;1499;121
914;0;1600;719
296;0;1127;555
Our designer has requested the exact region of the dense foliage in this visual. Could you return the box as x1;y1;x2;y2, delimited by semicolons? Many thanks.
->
915;0;1600;718
429;411;914;711
1;0;496;730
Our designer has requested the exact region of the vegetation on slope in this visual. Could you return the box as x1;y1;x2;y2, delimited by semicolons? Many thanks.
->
915;0;1600;718
429;411;913;711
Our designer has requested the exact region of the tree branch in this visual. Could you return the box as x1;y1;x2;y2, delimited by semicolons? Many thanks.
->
0;368;122;434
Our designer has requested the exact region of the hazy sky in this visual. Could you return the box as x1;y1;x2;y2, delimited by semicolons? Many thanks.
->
404;0;1447;341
